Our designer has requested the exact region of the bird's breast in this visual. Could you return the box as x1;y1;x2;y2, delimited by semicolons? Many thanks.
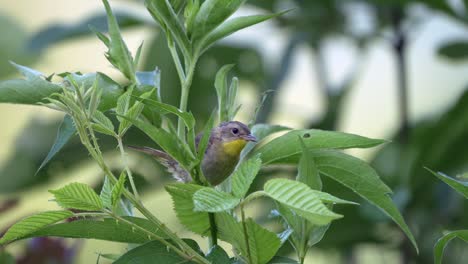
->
222;139;248;157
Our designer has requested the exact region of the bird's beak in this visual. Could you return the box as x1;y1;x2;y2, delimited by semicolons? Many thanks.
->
242;134;257;142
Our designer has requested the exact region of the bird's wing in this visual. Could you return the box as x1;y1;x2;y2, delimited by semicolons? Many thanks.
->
127;146;191;183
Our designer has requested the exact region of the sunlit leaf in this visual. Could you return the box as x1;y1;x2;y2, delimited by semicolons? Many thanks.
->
193;188;240;212
114;240;198;264
264;179;345;226
231;155;262;198
0;211;72;245
165;183;210;235
50;182;103;211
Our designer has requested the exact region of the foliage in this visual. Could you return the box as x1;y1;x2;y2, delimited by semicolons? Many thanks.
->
5;0;460;263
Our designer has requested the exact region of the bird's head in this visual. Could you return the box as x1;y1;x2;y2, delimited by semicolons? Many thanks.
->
214;121;257;157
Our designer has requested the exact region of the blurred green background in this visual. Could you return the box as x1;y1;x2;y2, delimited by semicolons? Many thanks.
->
1;0;468;263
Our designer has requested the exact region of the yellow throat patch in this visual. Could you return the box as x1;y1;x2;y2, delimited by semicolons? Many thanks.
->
222;139;248;157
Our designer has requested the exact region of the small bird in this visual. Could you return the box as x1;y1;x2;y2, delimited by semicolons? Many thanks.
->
128;121;257;186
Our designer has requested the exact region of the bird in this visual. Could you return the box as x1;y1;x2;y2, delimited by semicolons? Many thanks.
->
128;121;257;186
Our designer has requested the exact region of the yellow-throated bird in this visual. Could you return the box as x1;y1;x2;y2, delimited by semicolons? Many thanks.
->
128;121;257;186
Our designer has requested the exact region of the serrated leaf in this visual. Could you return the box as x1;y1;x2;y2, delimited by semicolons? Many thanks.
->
264;179;344;226
0;210;72;245
313;150;418;253
100;176;113;209
116;87;132;118
426;168;468;199
50;183;103;211
93;110;115;135
252;129;386;164
231;155;262;198
434;230;468;264
191;0;245;43
216;213;281;264
199;12;286;54
145;0;190;57
165;183;210;235
193;188;240;212
112;171;127;208
26;217;166;244
118;100;144;135
135;96;195;129
114;240;197;264
206;245;231;264
101;0;136;81
88;77;102;116
36;115;76;174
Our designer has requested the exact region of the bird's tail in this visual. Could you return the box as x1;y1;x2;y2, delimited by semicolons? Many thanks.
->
127;145;192;183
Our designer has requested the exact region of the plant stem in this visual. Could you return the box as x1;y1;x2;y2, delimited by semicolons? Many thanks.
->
177;58;197;140
392;7;409;144
117;136;140;200
208;213;218;247
240;204;253;264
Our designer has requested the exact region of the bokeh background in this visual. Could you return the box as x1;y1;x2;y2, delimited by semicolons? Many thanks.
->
1;0;468;263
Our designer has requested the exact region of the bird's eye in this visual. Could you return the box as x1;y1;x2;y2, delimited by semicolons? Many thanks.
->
232;128;239;134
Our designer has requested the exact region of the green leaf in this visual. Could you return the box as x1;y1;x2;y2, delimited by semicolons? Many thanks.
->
191;0;245;43
135;96;195;129
297;137;321;190
92;110;115;135
426;168;468;199
193;188;240;212
119;97;145;135
199;12;286;53
184;0;200;35
252;129;386;164
216;213;281;264
101;0;136;81
438;40;468;61
112;171;127;208
267;256;299;264
63;72;124;111
36;115;76;174
100;176;113;209
0;73;62;105
215;64;234;122
116;87;132;118
206;245;231;264
50;182;103;211
313;150;418;253
264;179;346;226
145;0;190;57
231;155;262;198
242;124;290;158
10;61;43;79
114;240;198;264
28;217;166;244
120;115;196;169
0;210;72;245
434;230;468;264
165;183;210;235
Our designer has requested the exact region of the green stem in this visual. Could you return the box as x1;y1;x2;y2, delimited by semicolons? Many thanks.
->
73;114;209;264
240;204;253;264
208;213;218;247
168;40;186;82
177;58;197;140
117;136;140;200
